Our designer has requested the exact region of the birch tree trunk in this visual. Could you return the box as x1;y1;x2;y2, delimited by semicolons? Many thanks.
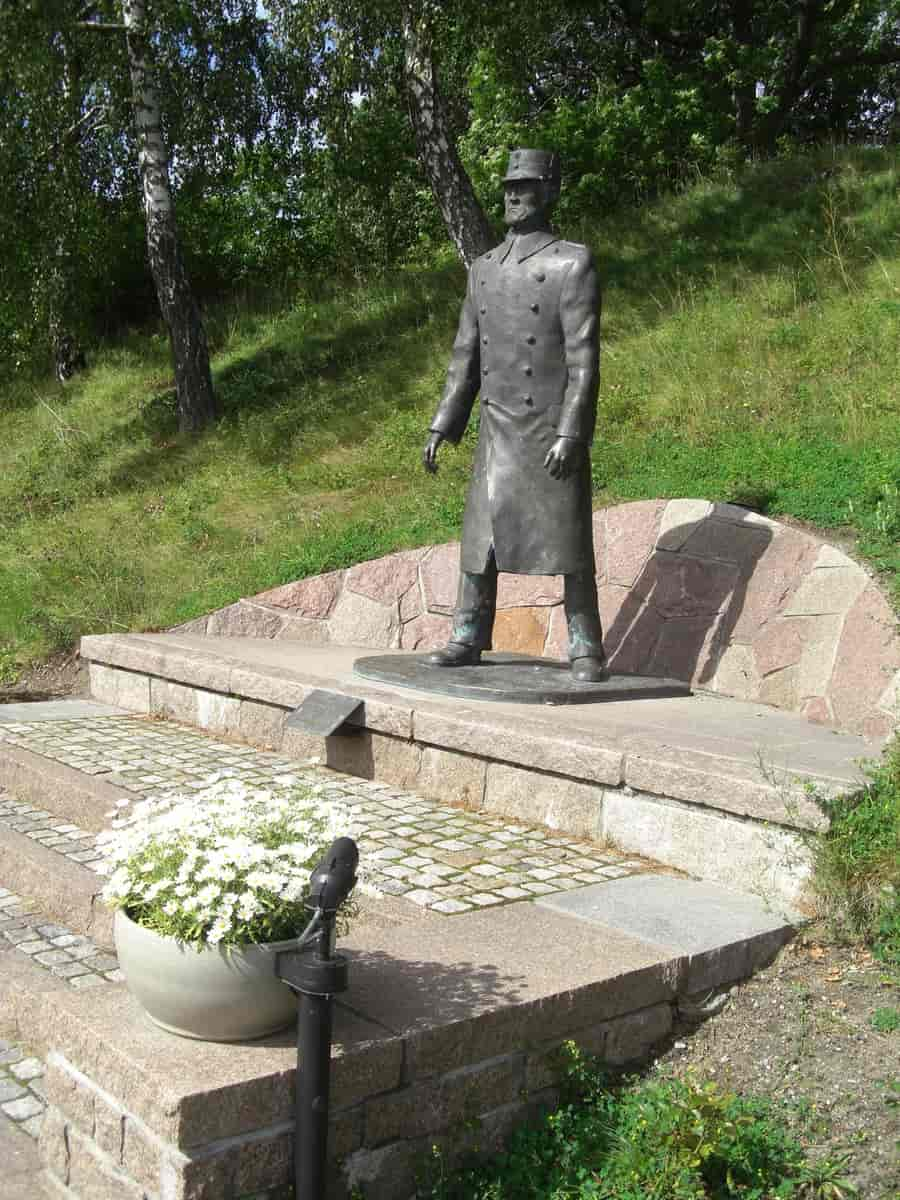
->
121;0;217;431
402;4;494;267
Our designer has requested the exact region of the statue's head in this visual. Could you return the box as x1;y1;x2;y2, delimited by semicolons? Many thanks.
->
502;148;561;230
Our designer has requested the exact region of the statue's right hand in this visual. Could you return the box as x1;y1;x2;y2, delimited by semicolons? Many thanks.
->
423;431;444;475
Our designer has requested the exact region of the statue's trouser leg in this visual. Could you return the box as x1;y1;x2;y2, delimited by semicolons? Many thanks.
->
449;549;498;650
564;571;606;663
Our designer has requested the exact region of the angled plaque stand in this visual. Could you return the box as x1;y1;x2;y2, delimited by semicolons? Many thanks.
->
286;690;364;736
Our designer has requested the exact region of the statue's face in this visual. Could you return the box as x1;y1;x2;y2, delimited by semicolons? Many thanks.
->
503;179;550;228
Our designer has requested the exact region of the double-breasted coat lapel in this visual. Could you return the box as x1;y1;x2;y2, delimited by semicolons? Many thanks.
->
430;229;600;576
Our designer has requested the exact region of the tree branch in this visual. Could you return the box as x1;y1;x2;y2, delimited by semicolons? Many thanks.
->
76;21;127;32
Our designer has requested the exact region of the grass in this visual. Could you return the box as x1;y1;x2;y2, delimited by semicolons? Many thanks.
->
1;144;899;671
420;1044;857;1199
810;734;900;965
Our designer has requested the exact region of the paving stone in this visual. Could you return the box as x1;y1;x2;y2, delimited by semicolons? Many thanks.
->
9;1058;43;1082
0;1081;27;1104
1;1094;44;1121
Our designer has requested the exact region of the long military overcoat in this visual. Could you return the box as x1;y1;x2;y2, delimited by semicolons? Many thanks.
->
430;229;600;576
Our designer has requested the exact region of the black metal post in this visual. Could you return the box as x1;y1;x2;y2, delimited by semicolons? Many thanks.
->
295;925;337;1200
276;838;358;1200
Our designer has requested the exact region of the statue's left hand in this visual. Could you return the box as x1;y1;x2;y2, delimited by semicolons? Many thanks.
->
544;436;585;480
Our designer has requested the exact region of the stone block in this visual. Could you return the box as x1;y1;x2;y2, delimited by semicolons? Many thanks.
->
783;564;868;617
647;614;722;685
712;642;762;701
656;499;712;551
496;574;563;607
752;620;803;678
399;613;452;651
150;678;199;724
65;1121;147;1200
343;1136;426;1200
878;669;900;719
324;732;422;792
346;550;425;604
232;1130;292;1194
420;543;460;614
88;664;150;714
602;789;812;908
646;554;740;620
122;1116;162;1194
731;528;819;641
682;518;771;567
161;1146;235;1200
207;601;287;638
276;616;330;644
603;500;667;585
542;604;567;658
623;752;823;829
416;746;486;809
39;1103;71;1188
759;664;799;711
195;690;242;737
491;607;549;656
711;503;778;530
364;1052;524;1147
228;668;307;711
828;583;900;738
254;570;344;617
412;710;623;787
45;1055;95;1136
327;590;399;649
525;1002;673;1091
237;700;287;750
170;616;209;635
483;763;603;839
93;1099;124;1163
329;1104;365;1161
399;581;424;622
538;874;799;996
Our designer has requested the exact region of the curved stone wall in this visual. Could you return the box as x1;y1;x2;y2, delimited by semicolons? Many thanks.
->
176;499;899;739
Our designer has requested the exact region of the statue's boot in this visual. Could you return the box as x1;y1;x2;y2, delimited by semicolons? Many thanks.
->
571;655;609;683
424;642;483;668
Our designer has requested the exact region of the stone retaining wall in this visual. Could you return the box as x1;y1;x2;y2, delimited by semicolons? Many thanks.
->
35;980;691;1200
175;500;899;739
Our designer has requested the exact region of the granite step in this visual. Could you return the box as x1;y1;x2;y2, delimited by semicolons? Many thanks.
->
0;798;112;949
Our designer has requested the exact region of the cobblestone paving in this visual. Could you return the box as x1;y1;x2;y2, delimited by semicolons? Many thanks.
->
0;886;121;986
0;715;647;915
0;1039;46;1140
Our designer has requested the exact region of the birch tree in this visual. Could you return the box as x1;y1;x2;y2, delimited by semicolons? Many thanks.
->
121;0;217;431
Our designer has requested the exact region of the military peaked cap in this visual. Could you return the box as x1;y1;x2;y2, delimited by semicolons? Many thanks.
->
502;148;561;185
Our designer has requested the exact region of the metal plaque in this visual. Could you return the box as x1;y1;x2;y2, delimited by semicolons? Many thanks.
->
286;690;364;737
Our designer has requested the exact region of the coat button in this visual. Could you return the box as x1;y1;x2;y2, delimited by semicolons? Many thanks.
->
482;366;489;375
523;366;533;376
486;253;492;259
480;306;486;314
531;303;539;312
526;335;536;344
534;272;546;282
524;394;533;406
483;397;490;406
482;335;489;344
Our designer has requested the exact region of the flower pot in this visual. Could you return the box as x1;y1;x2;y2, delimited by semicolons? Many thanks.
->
113;909;298;1042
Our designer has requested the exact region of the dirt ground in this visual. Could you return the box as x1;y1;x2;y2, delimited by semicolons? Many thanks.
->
654;930;900;1199
0;650;88;703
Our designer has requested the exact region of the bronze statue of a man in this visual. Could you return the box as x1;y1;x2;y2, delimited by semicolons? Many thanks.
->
423;148;607;682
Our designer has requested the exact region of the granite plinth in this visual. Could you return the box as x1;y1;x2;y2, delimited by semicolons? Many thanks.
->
353;653;692;705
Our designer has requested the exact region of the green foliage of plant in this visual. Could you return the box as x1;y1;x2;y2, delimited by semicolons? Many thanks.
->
98;778;367;949
811;737;900;965
869;1007;900;1034
423;1045;856;1199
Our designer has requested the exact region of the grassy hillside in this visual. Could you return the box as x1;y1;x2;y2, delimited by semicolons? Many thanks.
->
1;146;898;680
